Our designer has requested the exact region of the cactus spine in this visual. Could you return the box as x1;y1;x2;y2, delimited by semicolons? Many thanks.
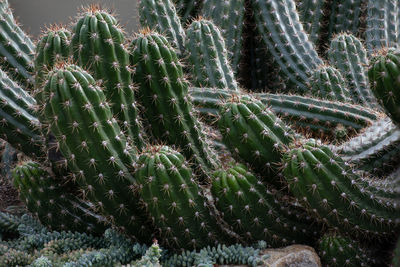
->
186;19;239;91
71;7;143;149
297;0;326;45
131;31;220;180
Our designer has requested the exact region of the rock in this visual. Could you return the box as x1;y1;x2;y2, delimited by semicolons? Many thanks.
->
220;245;321;267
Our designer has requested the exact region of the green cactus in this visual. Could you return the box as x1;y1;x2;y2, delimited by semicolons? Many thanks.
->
310;65;351;102
318;233;373;266
139;0;186;56
252;0;323;93
0;68;44;158
218;96;295;178
297;0;326;45
201;0;245;75
131;30;220;180
366;0;400;54
174;0;203;23
328;33;378;109
369;48;400;126
42;64;150;241
283;139;400;237
186;18;239;91
71;7;144;149
211;163;316;246
333;117;400;175
34;26;71;109
135;145;223;250
392;236;400;267
190;87;378;137
12;161;107;234
326;0;364;41
0;0;35;87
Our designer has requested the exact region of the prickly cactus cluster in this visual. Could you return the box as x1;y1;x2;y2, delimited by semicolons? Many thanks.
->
0;0;400;266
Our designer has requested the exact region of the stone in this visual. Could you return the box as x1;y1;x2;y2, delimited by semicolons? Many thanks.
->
220;245;321;267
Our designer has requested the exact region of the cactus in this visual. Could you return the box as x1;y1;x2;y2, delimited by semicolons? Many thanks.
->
139;0;186;56
12;161;107;234
0;68;44;158
328;33;378;109
310;65;351;102
283;139;400;237
71;7;144;149
131;30;220;180
366;0;400;54
190;87;378;137
369;48;400;126
211;163;315;246
135;145;222;250
326;0;364;41
333;117;400;175
174;0;203;23
0;0;35;87
218;96;295;178
201;0;245;75
42;64;150;241
297;0;326;45
252;0;323;93
34;26;71;109
186;18;239;91
318;233;373;266
393;236;400;267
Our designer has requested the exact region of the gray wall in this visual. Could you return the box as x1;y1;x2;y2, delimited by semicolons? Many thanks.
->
9;0;139;39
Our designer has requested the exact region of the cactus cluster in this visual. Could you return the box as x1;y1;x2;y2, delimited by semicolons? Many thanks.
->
0;0;399;266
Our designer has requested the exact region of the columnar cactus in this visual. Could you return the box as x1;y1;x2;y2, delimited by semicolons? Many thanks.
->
42;64;150;241
297;0;326;45
186;18;239;90
34;26;71;108
310;65;351;102
0;68;43;158
369;48;400;126
252;0;323;92
0;0;35;87
218;96;295;179
327;0;363;40
201;0;245;74
13;161;107;234
131;30;220;180
135;145;223;250
318;233;373;266
283;139;400;237
211;163;315;245
139;0;186;55
71;6;144;149
366;0;400;54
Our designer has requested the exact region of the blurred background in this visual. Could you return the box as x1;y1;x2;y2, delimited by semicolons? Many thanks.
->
8;0;140;39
